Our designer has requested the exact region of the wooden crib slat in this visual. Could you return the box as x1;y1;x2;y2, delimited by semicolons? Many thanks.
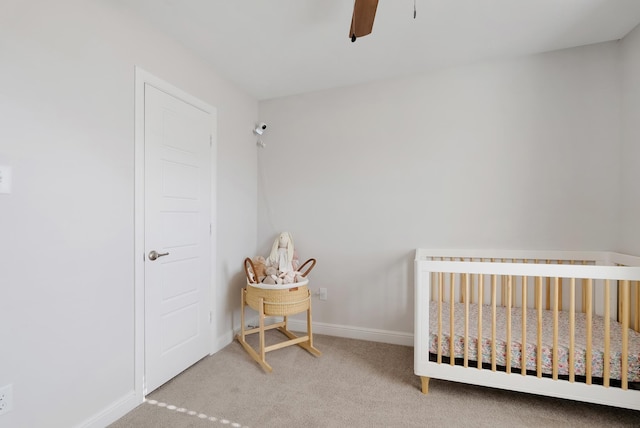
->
464;273;469;368
546;261;551;311
521;273;527;376
552;277;559;380
603;279;610;387
536;276;543;378
585;279;593;384
582;276;587;314
569;277;575;383
450;272;455;367
506;275;512;374
460;259;466;304
636;280;640;332
535;275;539;311
477;274;484;370
622;280;630;390
470;272;475;305
559;277;563;312
619;281;623;327
492;273;497;372
632;281;640;331
430;271;435;307
534;262;540;311
582;276;587;315
501;259;506;308
512;268;517;308
558;261;563;311
437;272;443;364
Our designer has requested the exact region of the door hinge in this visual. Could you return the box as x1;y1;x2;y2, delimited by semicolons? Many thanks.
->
209;311;213;324
210;135;213;147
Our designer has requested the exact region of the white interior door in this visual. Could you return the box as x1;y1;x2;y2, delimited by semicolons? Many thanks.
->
144;83;213;393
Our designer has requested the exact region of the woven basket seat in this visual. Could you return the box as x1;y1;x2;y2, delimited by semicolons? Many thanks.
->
245;284;310;316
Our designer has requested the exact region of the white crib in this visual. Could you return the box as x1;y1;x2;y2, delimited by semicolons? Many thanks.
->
414;249;640;410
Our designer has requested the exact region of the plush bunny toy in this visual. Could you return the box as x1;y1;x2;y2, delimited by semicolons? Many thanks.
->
267;232;295;273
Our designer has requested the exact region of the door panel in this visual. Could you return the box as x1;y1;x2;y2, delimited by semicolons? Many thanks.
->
144;83;212;393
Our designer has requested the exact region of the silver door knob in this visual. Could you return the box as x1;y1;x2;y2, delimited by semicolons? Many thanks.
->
148;250;169;261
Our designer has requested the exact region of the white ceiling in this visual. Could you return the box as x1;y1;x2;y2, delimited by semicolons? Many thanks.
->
111;0;640;100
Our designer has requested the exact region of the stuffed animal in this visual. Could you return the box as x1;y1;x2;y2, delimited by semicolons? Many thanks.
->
252;256;267;281
281;270;296;284
268;232;295;273
262;275;277;285
264;266;277;277
262;266;280;285
291;249;300;271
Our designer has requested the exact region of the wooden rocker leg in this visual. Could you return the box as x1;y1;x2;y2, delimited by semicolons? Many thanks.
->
258;298;266;363
276;304;321;357
236;335;273;373
235;292;274;373
305;302;321;356
276;327;322;357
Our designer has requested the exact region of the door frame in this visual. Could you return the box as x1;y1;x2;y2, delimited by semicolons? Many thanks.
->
134;67;217;400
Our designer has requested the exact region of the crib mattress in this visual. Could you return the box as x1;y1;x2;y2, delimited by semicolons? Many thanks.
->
428;301;640;382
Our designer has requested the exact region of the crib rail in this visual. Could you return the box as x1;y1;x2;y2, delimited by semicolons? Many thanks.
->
415;250;640;391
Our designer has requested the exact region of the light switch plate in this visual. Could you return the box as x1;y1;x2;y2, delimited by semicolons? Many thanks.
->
0;165;12;194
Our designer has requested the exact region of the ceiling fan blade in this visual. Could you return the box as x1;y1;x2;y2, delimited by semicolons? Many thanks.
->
350;0;379;40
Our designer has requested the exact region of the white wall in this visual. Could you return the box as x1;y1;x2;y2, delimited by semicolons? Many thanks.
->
258;42;621;336
620;24;640;255
0;0;257;427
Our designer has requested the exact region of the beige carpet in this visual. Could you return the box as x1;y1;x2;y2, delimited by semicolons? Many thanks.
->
111;331;640;428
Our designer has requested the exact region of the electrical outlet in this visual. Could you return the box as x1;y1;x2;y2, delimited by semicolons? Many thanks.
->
0;384;13;416
319;288;328;301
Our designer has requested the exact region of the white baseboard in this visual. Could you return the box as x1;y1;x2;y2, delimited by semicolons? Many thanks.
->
233;316;413;347
286;319;414;347
213;330;234;354
76;390;141;428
